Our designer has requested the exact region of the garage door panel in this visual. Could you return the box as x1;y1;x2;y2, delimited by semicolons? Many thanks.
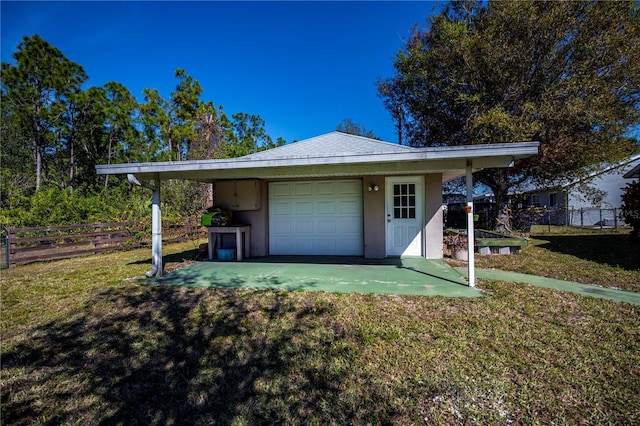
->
338;238;362;254
295;201;313;215
295;239;314;253
316;181;335;195
271;182;291;196
317;200;336;214
272;201;291;215
294;182;313;195
316;239;337;253
338;217;361;233
337;200;360;214
295;220;314;234
272;220;292;235
269;180;363;255
337;180;360;194
317;220;337;234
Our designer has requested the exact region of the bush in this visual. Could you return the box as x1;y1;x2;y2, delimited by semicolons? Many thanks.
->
621;180;640;237
0;178;200;228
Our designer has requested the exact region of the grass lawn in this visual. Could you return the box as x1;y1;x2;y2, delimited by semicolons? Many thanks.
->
2;237;639;425
470;226;640;292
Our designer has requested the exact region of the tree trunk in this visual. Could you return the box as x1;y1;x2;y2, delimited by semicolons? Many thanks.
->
34;143;42;190
104;131;113;187
478;169;514;234
396;110;403;145
33;119;44;190
205;183;214;209
493;186;512;234
69;137;75;191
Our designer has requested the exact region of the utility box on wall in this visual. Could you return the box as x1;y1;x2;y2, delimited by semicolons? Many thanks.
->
214;180;261;211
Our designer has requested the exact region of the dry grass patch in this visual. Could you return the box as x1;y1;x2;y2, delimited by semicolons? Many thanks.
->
2;243;639;424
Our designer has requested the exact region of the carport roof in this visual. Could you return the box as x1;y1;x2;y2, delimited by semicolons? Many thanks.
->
96;131;539;182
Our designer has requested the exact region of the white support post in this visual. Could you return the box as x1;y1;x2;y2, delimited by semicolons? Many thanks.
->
466;161;475;287
151;175;163;277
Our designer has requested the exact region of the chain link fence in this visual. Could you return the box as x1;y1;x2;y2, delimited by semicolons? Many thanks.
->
513;207;627;231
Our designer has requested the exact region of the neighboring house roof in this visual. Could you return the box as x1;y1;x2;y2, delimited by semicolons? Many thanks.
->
96;131;539;182
623;162;640;179
561;154;640;189
513;154;640;195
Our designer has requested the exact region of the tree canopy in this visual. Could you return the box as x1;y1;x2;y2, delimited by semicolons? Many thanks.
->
1;34;88;190
1;35;287;226
378;0;640;230
335;118;380;140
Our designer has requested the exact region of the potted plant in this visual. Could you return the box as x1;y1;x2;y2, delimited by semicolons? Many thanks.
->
444;233;469;260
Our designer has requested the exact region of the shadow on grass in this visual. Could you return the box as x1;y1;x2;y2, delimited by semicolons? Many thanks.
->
536;234;639;271
127;248;200;266
1;282;369;425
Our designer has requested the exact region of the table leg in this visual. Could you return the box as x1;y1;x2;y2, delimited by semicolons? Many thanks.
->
236;229;243;261
208;230;214;260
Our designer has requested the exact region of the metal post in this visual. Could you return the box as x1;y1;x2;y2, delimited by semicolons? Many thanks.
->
127;173;163;278
614;208;618;230
151;175;163;277
466;161;475;288
1;226;8;269
599;209;603;230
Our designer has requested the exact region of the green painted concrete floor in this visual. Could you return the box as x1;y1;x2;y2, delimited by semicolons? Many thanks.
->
456;267;640;306
149;257;640;305
151;257;481;298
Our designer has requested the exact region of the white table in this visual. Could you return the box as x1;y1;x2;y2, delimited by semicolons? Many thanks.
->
206;225;251;261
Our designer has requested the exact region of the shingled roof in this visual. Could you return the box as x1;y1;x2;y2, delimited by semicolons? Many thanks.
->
96;130;539;182
243;131;412;160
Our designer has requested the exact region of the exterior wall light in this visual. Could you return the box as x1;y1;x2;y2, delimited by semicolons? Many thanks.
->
368;185;379;192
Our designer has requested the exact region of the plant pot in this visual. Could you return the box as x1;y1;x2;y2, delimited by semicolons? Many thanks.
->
217;248;236;261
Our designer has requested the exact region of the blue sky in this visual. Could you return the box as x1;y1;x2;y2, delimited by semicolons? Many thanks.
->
1;1;439;144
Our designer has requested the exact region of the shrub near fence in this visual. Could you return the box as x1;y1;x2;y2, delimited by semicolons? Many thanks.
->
6;220;205;267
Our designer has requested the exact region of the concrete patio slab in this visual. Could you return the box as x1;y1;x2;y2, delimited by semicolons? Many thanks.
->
150;257;482;298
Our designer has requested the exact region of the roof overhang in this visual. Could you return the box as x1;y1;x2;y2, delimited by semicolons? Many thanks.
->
96;141;539;183
623;163;640;179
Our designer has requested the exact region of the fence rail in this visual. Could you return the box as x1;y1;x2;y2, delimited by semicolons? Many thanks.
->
5;220;206;268
513;207;628;231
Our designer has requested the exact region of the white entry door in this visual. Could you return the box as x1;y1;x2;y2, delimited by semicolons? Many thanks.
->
386;176;423;257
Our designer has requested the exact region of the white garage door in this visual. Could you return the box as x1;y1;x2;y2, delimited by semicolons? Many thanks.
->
269;180;363;255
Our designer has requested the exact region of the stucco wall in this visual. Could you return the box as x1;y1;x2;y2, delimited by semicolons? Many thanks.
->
214;180;268;257
215;175;445;260
363;176;386;258
424;173;444;259
364;174;443;259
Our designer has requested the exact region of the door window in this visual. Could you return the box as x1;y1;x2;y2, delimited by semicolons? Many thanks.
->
393;183;416;219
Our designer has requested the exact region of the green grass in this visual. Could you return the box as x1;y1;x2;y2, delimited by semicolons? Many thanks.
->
2;239;639;425
472;226;640;292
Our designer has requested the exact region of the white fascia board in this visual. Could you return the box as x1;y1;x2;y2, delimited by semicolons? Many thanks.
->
96;142;539;179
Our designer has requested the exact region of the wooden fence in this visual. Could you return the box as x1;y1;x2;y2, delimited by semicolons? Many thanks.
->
5;220;206;267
